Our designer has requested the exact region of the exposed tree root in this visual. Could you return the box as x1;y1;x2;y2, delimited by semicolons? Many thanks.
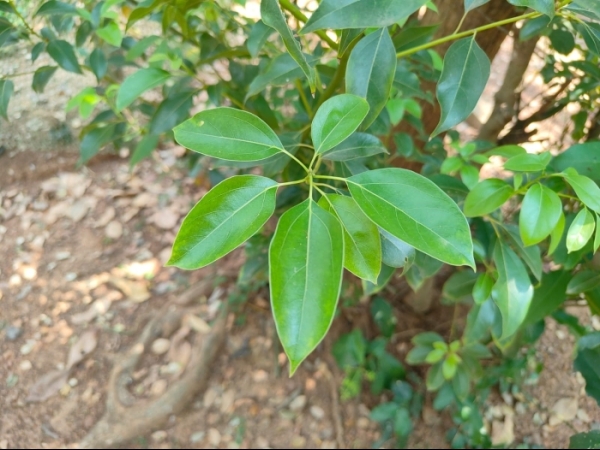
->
78;282;228;448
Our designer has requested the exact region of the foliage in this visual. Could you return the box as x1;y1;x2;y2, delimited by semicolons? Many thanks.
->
3;0;600;446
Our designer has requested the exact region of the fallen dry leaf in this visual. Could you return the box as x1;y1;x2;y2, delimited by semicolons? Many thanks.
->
26;370;69;403
109;276;151;303
150;209;179;230
185;314;211;334
70;297;113;325
66;329;98;370
95;207;116;228
105;221;123;239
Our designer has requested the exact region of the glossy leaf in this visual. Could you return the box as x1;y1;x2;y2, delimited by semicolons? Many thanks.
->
491;241;534;339
549;212;565;255
322;132;387;161
301;0;428;33
79;124;116;165
504;152;551;172
465;0;490;11
130;134;159;168
96;21;122;47
380;228;416;269
116;68;170;111
32;66;58;94
247;20;274;58
89;48;107;81
247;53;312;98
463;178;513;217
35;1;77;16
363;264;395;296
168;175;278;269
346;28;396;129
0;79;14;119
519;184;562;246
595;213;600;253
563;172;600;213
348;168;475;268
149;91;194;135
552;142;600;182
319;194;381;283
47;40;82;74
472;273;494;305
443;270;478;303
508;0;555;16
523;270;570;327
312;94;369;154
0;1;15;14
175;107;284;162
567;271;600;295
574;333;600;406
261;0;315;91
569;431;600;450
433;36;490;135
567;208;595;253
270;199;344;375
505;224;542;281
575;21;600;56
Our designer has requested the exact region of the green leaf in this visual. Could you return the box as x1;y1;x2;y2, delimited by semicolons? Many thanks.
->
301;0;428;33
319;194;381;283
595;213;600;253
569;431;600;449
567;271;600;295
575;21;600;56
393;408;413;439
348;168;475;268
442;270;478;303
35;1;77;16
89;48;107;81
568;0;600;21
0;79;14;119
247;20;274;58
247;53;315;99
463;178;513;217
574;333;600;406
552;142;600;182
472;273;494;305
0;1;15;14
333;329;367;369
168;175;278;269
322;132;387;161
96;21;122;47
47;40;82;74
465;0;490;12
550;29;575;55
508;0;555;17
130;134;159;168
442;356;458;379
433;36;490;136
567;208;595;253
380;228;416;269
345;28;396;129
491;241;534;339
149;91;194;135
312;94;369;154
79;124;116;165
519;184;562;246
406;345;431;365
32;66;58;94
485;144;526;159
126;35;160;61
563;172;600;213
270;199;344;375
504;152;552;172
426;363;445;391
505;224;542;281
174;107;284;162
261;0;316;92
116;68;170;112
523;270;570;326
549;212;565;255
362;264;395;296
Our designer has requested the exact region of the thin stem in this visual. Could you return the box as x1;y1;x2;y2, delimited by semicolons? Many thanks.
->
280;148;310;172
314;182;343;194
278;0;339;49
313;184;331;203
0;70;36;78
453;13;468;35
308;151;320;171
278;178;307;187
314;174;348;183
293;143;315;150
9;0;43;39
315;49;350;110
295;79;314;118
396;11;540;59
309;175;314;200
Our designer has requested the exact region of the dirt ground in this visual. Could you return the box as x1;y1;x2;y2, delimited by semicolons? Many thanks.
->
1;31;600;450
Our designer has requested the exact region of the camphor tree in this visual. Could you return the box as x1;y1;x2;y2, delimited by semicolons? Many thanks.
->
2;0;600;446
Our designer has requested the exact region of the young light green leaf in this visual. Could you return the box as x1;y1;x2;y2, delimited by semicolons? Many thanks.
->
465;0;490;12
463;178;513;217
549;212;565;255
270;199;344;375
168;175;278;270
322;132;387;161
348;168;475;268
32;66;58;94
47;40;82;74
504;152;552;172
301;0;428;33
519;184;562;246
174;107;284;162
508;0;555;17
433;36;490;136
312;94;369;154
472;273;494;305
116;68;170;111
89;48;107;81
247;20;274;58
96;21;122;47
345;28;396;129
380;228;416;269
567;271;600;295
0;79;14;119
563;172;600;213
319;194;381;283
491;241;534;339
261;0;315;91
567;208;595;253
